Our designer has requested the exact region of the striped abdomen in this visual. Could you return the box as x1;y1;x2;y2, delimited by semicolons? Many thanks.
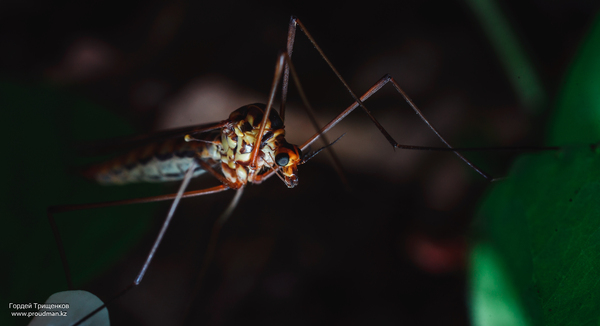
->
85;131;221;185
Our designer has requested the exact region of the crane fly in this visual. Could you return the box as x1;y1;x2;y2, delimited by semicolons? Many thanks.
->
42;16;557;326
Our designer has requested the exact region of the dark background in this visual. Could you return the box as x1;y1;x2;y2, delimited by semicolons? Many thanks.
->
2;0;599;325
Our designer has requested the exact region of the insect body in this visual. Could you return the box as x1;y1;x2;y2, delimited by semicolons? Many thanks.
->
215;104;302;188
86;103;302;188
87;131;217;185
45;15;528;326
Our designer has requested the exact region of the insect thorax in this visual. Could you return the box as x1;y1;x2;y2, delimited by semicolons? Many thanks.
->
218;103;287;186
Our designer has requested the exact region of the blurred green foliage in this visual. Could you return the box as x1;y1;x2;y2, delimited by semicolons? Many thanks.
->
549;14;600;145
471;9;600;326
0;82;162;326
465;0;547;114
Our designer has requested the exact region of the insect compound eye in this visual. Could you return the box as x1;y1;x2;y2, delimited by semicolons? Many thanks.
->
275;152;290;166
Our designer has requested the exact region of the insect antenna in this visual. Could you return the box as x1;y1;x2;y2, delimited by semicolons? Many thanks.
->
301;133;346;164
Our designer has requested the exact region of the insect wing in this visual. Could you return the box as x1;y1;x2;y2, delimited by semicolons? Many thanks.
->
77;121;227;157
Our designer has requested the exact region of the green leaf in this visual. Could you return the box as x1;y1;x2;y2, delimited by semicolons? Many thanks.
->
469;242;531;326
1;81;162;326
475;146;600;325
471;9;600;326
464;0;547;114
548;13;600;144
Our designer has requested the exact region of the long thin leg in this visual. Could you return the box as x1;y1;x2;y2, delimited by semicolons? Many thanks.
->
248;49;349;185
288;17;491;181
182;187;245;323
279;16;296;122
302;74;496;179
246;16;353;185
252;72;558;187
48;184;230;290
49;162;231;326
282;53;349;186
252;74;474;184
71;161;201;326
281;17;349;186
248;17;561;186
248;53;284;175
